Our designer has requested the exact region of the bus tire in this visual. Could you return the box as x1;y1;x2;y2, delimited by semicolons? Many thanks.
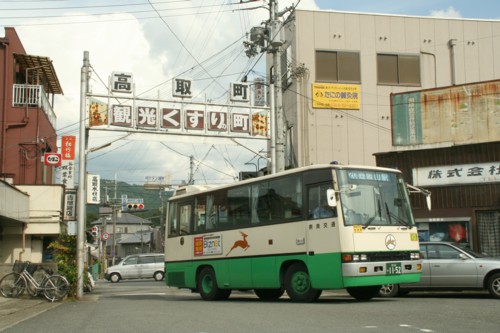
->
254;288;284;301
197;267;230;301
347;285;381;300
284;263;322;302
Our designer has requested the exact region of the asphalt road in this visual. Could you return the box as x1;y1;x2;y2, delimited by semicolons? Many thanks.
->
2;279;500;333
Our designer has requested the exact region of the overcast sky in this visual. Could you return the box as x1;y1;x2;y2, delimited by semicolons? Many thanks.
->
2;0;499;186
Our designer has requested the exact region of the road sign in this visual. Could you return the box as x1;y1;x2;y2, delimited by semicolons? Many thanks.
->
101;232;110;241
44;153;62;166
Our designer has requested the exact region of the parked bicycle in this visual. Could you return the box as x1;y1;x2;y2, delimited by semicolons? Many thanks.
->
0;260;70;302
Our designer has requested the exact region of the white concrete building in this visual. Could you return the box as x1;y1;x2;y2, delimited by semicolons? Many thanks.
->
276;10;500;167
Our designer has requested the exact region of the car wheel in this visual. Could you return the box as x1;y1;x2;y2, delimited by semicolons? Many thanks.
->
486;273;500;299
154;271;164;281
378;284;399;297
110;273;121;283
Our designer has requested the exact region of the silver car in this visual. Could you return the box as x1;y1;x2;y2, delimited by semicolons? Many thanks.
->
104;253;165;283
379;241;500;299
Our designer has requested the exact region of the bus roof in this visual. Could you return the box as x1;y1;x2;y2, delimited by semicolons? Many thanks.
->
170;164;401;200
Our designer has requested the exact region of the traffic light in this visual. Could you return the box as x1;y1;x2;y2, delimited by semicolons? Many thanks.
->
86;230;95;243
127;203;145;210
91;226;98;237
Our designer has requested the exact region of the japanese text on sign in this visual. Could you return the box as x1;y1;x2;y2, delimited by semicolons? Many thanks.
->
413;162;500;186
111;72;133;94
312;83;360;110
59;160;75;189
86;174;100;204
61;136;76;160
173;78;192;98
194;235;223;256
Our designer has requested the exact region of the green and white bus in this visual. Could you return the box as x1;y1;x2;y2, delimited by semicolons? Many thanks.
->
164;164;422;302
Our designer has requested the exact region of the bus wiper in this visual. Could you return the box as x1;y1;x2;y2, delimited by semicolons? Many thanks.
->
363;200;381;229
384;202;412;229
384;202;393;225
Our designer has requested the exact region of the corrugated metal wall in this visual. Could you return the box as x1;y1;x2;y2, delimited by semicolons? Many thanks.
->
375;142;500;210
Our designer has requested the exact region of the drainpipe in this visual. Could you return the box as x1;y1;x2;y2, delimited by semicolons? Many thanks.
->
19;224;27;261
1;40;9;177
448;39;457;86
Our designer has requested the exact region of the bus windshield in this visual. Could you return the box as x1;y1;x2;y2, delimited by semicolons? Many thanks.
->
337;169;415;228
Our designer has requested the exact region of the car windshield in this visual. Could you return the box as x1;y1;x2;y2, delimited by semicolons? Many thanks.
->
337;169;415;228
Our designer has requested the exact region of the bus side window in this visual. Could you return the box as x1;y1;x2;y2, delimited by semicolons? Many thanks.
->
227;186;251;226
308;184;337;220
179;202;193;235
168;202;178;237
195;195;206;233
205;194;216;231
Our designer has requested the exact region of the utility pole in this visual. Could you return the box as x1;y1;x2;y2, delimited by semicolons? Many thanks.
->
111;175;120;265
76;51;90;299
270;0;286;173
244;0;292;174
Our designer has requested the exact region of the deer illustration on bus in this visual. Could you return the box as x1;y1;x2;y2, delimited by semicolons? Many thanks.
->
226;231;250;256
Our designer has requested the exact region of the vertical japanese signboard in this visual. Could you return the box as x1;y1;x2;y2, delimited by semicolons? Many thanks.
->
89;97;108;127
86;174;100;204
60;160;75;189
64;192;77;220
61;136;76;160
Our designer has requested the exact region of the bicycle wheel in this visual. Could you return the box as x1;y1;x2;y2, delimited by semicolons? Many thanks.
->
42;275;70;302
27;267;49;297
0;272;26;298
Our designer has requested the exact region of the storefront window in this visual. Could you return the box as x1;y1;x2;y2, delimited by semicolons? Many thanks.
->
417;220;470;246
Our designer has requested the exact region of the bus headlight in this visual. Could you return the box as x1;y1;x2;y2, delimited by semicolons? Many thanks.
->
410;252;420;260
342;253;368;262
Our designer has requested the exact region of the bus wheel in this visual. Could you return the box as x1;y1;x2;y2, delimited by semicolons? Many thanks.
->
254;288;284;301
347;285;381;300
197;267;230;301
284;263;322;302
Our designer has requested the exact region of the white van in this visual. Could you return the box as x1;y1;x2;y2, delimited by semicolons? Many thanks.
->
104;253;164;283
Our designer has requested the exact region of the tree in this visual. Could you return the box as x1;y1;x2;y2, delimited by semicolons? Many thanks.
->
48;234;91;297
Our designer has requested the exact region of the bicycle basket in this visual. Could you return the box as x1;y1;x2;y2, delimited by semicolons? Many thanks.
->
26;263;38;275
12;260;26;273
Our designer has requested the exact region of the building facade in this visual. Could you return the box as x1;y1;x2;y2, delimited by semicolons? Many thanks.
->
375;80;500;255
278;10;500;167
0;27;65;276
0;27;62;185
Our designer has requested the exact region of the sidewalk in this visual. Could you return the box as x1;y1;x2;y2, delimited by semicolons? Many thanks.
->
0;294;62;332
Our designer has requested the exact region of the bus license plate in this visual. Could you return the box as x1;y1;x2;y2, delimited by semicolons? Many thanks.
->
386;262;402;275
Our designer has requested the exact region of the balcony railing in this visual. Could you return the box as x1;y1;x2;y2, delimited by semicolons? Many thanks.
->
12;84;57;129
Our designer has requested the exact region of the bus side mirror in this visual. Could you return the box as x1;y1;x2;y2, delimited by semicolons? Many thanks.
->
326;189;337;207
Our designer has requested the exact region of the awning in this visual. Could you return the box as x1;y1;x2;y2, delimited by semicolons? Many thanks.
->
13;53;63;95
